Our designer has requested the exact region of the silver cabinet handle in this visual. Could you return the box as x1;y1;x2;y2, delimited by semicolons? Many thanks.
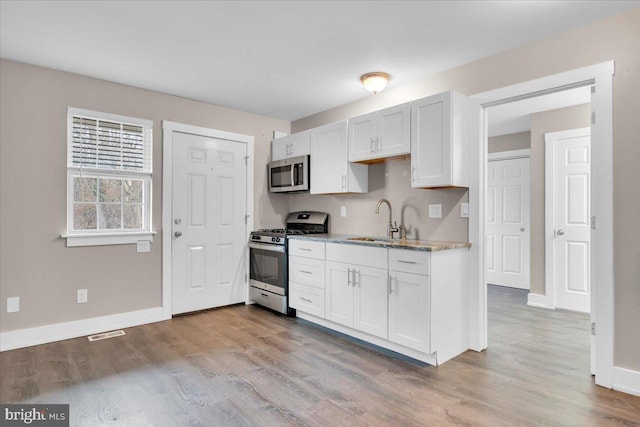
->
370;137;375;153
299;247;311;251
300;270;313;275
300;297;312;303
411;165;416;182
356;269;361;287
341;174;346;189
375;136;381;152
397;260;417;264
174;231;182;237
556;229;565;236
347;268;353;286
388;275;395;294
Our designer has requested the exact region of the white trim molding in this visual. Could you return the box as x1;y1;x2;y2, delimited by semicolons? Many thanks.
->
613;367;640;397
526;293;552;309
471;61;615;389
161;121;254;318
488;148;530;161
0;307;167;352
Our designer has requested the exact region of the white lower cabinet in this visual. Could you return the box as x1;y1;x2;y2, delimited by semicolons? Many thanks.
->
325;261;388;339
289;240;326;318
388;270;430;353
289;239;468;365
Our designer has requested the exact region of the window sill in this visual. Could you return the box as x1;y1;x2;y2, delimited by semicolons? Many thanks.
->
61;231;157;247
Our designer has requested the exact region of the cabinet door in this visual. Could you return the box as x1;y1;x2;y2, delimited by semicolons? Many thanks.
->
325;261;354;327
290;131;310;157
353;265;388;339
379;103;410;158
388;270;430;353
348;112;377;162
271;135;291;161
410;92;451;187
310;121;348;194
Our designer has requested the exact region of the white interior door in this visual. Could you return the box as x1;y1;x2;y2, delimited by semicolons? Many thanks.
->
172;131;247;314
546;128;591;313
485;157;530;289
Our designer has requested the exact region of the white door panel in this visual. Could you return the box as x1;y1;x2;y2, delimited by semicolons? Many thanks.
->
485;157;530;289
172;132;246;314
550;131;591;313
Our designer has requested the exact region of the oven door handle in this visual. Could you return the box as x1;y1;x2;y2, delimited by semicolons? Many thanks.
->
249;242;285;253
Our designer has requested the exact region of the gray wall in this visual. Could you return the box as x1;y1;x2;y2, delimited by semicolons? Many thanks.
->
292;9;640;370
0;59;290;332
488;131;531;153
529;104;590;296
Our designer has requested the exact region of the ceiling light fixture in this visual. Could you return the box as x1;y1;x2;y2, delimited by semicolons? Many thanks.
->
360;72;390;94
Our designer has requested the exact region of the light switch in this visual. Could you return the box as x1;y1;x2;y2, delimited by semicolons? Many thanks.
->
461;203;469;218
137;240;151;253
340;206;347;217
428;204;442;219
7;297;19;313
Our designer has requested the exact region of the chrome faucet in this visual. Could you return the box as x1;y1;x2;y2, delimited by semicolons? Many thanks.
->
375;199;399;239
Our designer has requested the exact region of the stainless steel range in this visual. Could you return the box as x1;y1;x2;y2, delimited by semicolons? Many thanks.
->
249;211;329;315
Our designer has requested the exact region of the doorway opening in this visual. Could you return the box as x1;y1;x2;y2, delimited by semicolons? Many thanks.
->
468;61;614;388
483;86;594;377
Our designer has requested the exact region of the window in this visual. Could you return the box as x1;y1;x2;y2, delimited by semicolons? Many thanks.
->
64;107;154;246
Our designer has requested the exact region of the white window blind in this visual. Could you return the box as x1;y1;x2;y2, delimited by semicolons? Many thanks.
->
68;109;152;174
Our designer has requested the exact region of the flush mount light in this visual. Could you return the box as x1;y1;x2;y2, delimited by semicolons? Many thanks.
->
360;72;390;94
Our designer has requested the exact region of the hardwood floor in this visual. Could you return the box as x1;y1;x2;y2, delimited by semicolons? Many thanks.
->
1;285;639;426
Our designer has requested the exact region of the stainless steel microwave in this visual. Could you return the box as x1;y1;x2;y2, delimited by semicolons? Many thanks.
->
269;155;309;193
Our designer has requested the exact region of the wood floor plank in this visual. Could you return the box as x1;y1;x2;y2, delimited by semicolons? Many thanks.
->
2;286;639;426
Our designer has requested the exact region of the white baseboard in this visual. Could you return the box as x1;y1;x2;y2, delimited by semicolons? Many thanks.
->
613;367;640;397
0;307;169;352
527;293;552;309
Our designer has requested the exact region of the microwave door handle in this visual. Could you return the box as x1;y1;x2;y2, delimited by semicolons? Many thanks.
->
290;165;295;187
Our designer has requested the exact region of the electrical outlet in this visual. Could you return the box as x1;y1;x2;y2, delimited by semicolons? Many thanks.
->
428;204;442;219
7;297;19;313
77;289;88;304
137;240;151;253
340;206;347;217
461;203;469;218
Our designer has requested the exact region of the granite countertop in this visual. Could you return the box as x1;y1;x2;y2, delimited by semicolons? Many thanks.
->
288;234;471;252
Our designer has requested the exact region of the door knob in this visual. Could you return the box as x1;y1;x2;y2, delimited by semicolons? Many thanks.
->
174;231;183;237
556;229;565;236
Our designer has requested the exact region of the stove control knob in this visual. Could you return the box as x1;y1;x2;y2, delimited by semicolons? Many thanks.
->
275;237;281;243
271;237;276;242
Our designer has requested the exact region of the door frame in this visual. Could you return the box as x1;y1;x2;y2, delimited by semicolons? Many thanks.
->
161;121;254;318
469;61;614;388
544;127;591;310
486;151;531;290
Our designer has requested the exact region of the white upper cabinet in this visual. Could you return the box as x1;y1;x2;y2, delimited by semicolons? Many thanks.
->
348;103;410;162
310;120;368;194
410;91;469;188
271;131;310;161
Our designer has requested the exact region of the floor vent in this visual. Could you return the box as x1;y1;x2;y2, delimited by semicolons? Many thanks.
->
87;330;126;342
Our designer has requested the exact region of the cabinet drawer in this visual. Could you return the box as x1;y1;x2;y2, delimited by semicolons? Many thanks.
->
326;243;387;269
289;239;325;259
389;249;430;276
290;282;325;317
290;256;325;289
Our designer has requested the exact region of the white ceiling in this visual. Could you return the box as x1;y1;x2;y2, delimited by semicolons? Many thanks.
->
1;1;638;122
